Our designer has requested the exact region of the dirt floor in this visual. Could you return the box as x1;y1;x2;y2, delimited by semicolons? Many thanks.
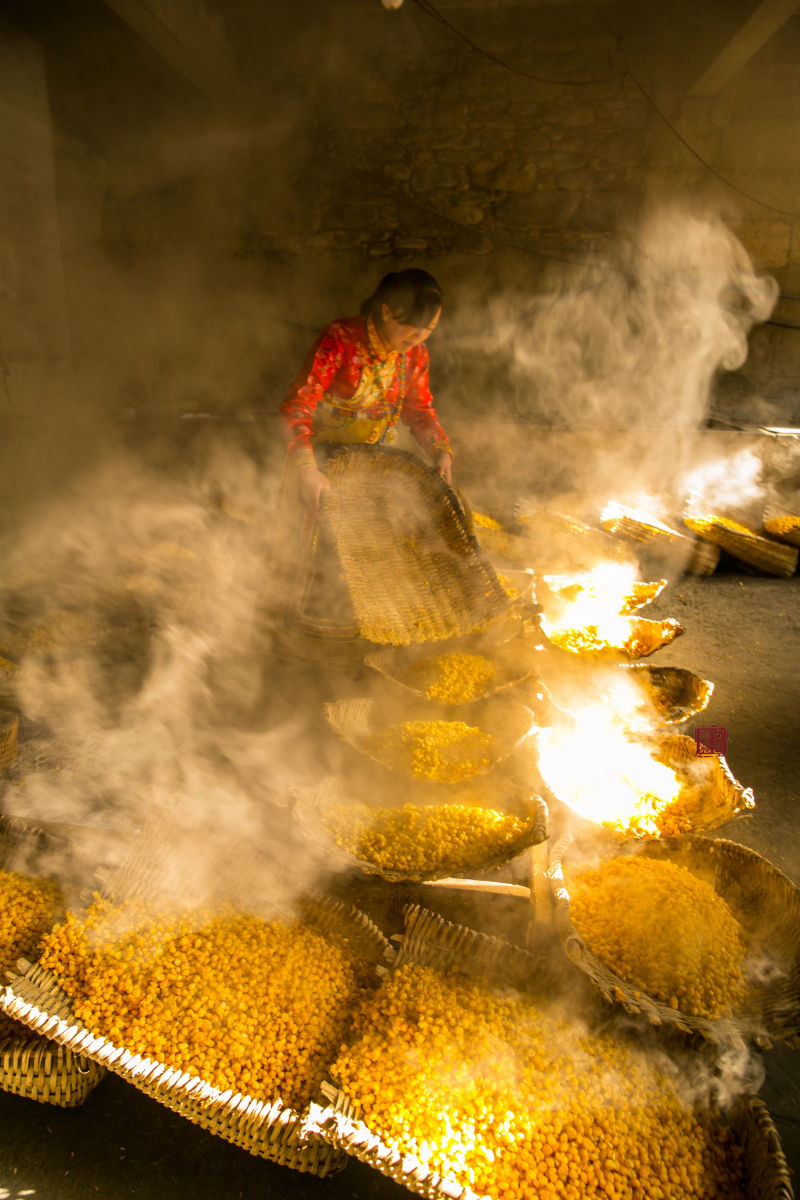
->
1;570;798;1200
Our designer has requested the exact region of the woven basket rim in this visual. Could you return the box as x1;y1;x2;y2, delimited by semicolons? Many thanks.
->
306;906;794;1200
289;775;548;883
619;664;715;726
538;574;668;615
363;641;538;705
0;892;391;1166
541;615;685;660
323;695;539;786
321;445;510;646
549;833;799;1045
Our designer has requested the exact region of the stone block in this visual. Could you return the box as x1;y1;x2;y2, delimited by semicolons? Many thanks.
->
468;157;536;192
731;221;792;270
444;203;484;226
571;190;637;232
595;130;643;167
383;161;412;182
496;191;582;230
411;161;459;191
340;105;405;131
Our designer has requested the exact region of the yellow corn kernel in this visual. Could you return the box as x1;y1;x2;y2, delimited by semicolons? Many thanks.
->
364;720;495;784
0;868;61;1042
569;856;746;1019
322;801;527;873
409;652;496;703
39;898;363;1110
331;963;746;1200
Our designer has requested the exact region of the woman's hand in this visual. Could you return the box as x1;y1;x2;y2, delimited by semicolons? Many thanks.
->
435;450;453;485
298;464;330;513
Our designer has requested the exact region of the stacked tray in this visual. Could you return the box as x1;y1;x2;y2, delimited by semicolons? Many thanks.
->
685;514;798;577
549;835;800;1047
290;774;548;884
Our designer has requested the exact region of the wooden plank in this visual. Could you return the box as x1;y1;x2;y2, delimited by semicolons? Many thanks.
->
689;0;799;96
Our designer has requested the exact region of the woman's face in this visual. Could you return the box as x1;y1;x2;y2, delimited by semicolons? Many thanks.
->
379;303;441;351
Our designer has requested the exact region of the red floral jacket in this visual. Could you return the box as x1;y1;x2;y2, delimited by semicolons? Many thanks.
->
280;315;451;467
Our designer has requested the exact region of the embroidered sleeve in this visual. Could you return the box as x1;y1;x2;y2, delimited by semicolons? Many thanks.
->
280;325;345;464
400;343;452;460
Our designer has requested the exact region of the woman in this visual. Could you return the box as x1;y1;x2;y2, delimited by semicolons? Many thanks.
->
268;269;453;666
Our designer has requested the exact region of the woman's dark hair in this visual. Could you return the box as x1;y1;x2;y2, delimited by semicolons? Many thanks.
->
360;269;443;328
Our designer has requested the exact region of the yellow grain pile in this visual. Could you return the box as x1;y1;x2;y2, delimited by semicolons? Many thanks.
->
497;573;520;600
569;856;746;1018
331;963;745;1200
365;720;495;784
764;514;800;545
321;801;528;874
409;652;496;703
40;898;363;1108
548;626;620;656
0;868;61;1041
473;512;502;530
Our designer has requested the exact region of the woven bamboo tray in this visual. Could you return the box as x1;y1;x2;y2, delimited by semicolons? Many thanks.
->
0;892;392;1174
763;501;800;548
1;820;106;1107
321;446;509;645
0;711;18;771
306;907;794;1200
290;774;548;884
364;639;538;705
602;509;685;546
538;574;667;615
0;655;19;707
541;615;684;660
686;537;722;575
513;500;630;568
323;695;540;786
620;664;715;726
685;515;798;577
653;733;756;832
550;834;800;1047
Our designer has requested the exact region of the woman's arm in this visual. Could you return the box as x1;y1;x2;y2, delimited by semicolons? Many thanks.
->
400;344;453;481
280;325;346;510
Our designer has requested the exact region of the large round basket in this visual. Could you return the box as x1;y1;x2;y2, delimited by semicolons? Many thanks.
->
289;774;548;884
305;905;794;1200
0;892;392;1174
321;446;509;645
619;664;714;726
323;694;540;786
0;817;106;1106
363;638;540;705
685;515;798;577
549;834;800;1047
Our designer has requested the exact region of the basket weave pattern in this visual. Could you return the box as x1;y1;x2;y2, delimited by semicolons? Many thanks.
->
0;712;18;771
307;907;794;1200
291;776;548;884
620;665;714;726
0;894;392;1172
322;447;508;645
549;835;800;1047
0;819;106;1106
684;516;798;577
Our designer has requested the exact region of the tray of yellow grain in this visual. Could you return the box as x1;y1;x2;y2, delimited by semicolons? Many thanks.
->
1;887;393;1175
652;732;755;834
542;615;684;659
620;664;715;725
763;501;800;548
320;447;509;645
685;514;798;577
550;834;800;1047
513;500;632;569
0;821;106;1107
323;695;540;787
538;573;667;614
0;656;19;707
364;640;539;705
290;774;548;884
305;904;794;1200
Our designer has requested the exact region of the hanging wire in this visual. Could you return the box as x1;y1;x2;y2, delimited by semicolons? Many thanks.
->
584;0;800;221
408;0;617;86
